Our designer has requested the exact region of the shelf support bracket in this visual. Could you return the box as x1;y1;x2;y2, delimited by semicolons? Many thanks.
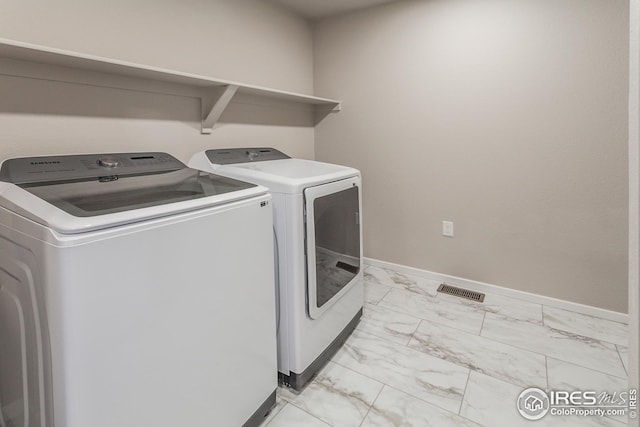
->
201;84;239;134
314;102;341;125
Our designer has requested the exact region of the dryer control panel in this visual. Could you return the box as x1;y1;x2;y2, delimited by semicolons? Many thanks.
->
0;152;185;185
206;147;290;165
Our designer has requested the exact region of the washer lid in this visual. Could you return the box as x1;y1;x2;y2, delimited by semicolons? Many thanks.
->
201;149;359;194
0;152;265;234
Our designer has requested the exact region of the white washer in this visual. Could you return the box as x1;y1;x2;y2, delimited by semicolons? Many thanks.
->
190;148;363;390
0;152;277;427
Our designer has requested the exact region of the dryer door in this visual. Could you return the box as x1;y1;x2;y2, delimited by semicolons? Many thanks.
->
304;176;361;319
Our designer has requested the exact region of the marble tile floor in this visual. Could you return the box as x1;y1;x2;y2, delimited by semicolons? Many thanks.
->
260;265;630;427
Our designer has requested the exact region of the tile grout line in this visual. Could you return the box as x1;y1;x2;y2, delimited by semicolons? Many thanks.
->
373;286;391;305
360;311;624;386
369;267;445;300
479;317;627;378
543;303;629;326
546;326;627;348
369;263;564;310
330;358;467;418
408;317;421;342
262;400;287;427
357;384;385;427
544;356;550;390
356;326;416;351
544;355;628;381
396;286;623;346
375;298;484;336
479;337;627;380
366;263;628;325
462;320;627;383
381;383;471;420
368;272;626;374
363;277;392;305
328;359;387;391
398;312;546;371
361;323;548;391
407;319;425;348
376;267;628;329
333;336;576;425
377;285;613;343
385;308;627;382
457;369;473;416
287;399;333;426
479;311;487;336
303;267;627;427
541;306;629;346
615;345;629;376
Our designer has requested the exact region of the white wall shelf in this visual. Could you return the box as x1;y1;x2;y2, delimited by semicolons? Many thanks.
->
0;38;341;134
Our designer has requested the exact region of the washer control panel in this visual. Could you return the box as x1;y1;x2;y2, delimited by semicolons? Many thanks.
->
206;147;290;165
97;156;121;168
0;152;185;185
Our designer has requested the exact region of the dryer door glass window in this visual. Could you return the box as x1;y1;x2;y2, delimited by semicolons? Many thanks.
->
312;186;360;308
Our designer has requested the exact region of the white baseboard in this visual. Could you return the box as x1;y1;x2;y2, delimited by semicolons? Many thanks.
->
364;257;628;324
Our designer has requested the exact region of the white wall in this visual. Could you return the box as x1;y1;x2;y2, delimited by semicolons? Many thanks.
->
313;0;629;313
629;0;639;422
0;0;315;163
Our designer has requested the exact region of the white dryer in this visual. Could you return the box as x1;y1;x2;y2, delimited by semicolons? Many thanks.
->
189;148;363;390
0;152;277;427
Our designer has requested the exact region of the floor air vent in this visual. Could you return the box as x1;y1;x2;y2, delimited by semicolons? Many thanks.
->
437;284;485;302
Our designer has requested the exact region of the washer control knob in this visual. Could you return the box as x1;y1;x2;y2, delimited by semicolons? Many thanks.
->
97;157;120;168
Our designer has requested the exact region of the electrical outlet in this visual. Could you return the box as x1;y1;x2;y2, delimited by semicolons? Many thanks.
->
442;221;454;237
